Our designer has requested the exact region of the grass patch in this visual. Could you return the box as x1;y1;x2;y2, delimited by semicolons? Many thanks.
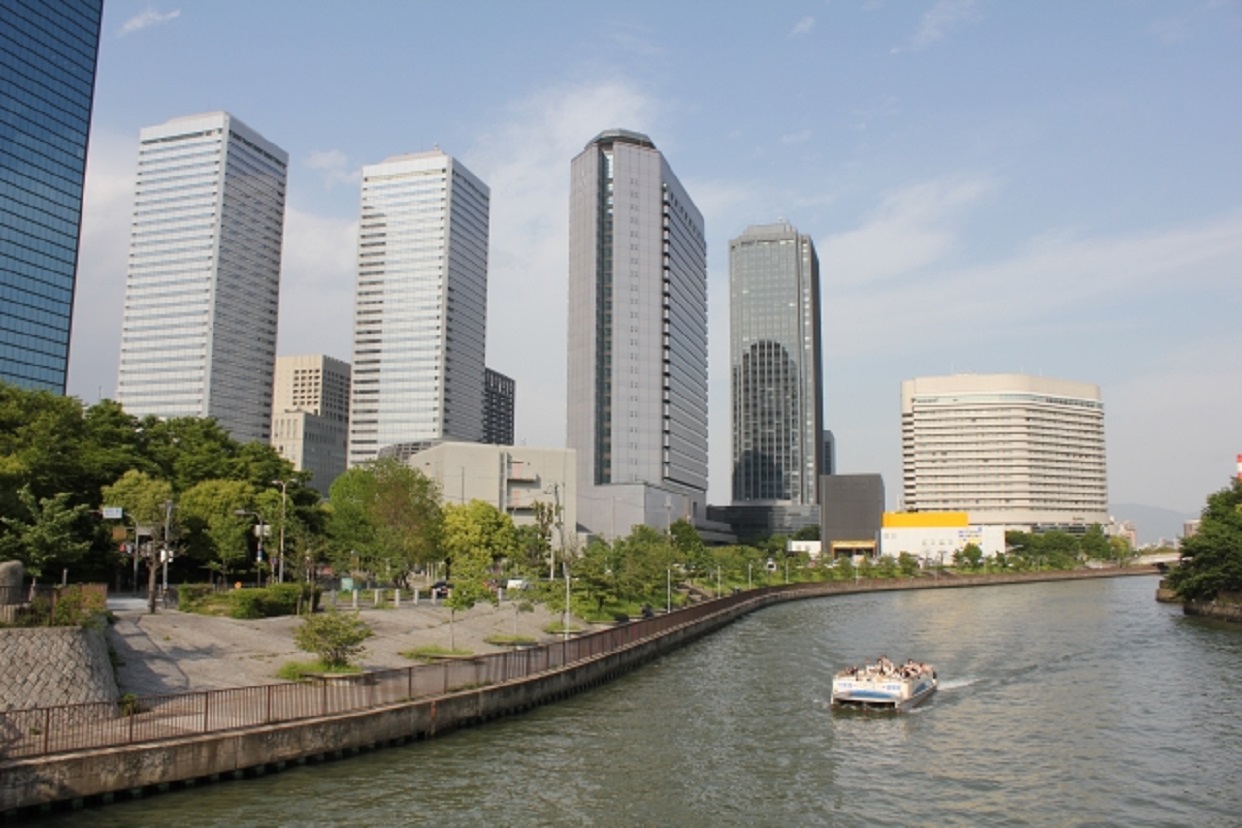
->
543;622;584;635
484;634;537;647
277;660;362;681
401;644;473;662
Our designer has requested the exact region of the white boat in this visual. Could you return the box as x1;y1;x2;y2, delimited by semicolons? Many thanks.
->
831;658;938;711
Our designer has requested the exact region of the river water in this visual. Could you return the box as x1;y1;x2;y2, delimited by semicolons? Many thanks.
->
38;575;1242;826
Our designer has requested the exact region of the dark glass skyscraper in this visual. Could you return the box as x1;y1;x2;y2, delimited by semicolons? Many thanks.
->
0;0;103;392
729;222;823;505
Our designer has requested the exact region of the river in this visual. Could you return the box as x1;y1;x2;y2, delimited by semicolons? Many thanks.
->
36;575;1242;826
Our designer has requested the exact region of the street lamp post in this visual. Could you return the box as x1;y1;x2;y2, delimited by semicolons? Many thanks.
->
563;561;571;642
161;500;174;595
542;483;563;581
234;510;266;586
272;479;292;583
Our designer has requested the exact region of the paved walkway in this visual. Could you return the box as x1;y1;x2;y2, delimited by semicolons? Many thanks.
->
108;599;566;697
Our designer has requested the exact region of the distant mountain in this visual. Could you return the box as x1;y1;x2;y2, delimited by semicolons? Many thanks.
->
1109;503;1198;547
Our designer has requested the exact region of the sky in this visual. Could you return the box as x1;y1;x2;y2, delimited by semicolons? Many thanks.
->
68;0;1242;530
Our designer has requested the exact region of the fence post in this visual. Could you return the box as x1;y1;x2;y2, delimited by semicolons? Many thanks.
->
408;665;413;700
203;691;210;733
266;684;273;723
43;707;51;754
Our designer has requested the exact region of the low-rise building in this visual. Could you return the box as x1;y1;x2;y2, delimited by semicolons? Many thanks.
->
878;511;1005;564
405;442;576;552
270;355;350;496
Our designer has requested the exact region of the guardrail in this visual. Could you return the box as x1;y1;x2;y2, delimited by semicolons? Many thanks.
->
0;567;1155;761
0;584;790;761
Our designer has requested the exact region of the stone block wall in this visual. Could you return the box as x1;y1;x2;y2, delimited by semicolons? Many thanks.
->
0;627;118;711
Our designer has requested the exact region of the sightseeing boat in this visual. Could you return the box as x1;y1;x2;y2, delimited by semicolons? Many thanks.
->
831;658;938;711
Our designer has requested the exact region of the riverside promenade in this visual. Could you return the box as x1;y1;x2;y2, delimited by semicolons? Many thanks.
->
1;566;1159;815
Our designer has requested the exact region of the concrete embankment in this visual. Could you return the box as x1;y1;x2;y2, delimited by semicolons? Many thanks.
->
0;567;1158;815
1183;590;1242;621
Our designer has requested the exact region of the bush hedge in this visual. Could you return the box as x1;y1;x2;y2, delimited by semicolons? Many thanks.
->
229;583;319;619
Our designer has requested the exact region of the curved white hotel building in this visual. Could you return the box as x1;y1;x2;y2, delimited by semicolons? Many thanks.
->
901;373;1108;528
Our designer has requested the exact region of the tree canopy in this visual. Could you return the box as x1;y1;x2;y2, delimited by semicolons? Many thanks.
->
326;457;441;588
1167;479;1242;602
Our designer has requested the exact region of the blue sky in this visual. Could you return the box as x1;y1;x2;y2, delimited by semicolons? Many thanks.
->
69;1;1242;529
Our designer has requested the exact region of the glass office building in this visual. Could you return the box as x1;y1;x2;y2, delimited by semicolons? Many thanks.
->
115;112;288;443
347;150;490;466
0;0;103;392
729;222;823;505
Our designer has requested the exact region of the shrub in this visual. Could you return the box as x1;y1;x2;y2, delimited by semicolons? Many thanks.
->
118;693;144;717
229;583;318;619
49;584;107;627
176;584;215;612
294;610;372;668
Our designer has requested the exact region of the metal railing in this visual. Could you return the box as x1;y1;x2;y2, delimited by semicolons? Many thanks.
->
0;568;1152;761
0;585;785;761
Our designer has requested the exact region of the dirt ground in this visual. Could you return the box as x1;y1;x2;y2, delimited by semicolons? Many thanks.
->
107;597;571;697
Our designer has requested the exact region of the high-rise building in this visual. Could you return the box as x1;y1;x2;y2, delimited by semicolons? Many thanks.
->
270;355;350;496
115;112;287;443
729;222;823;506
567;129;708;537
901;373;1108;528
482;367;515;446
347;150;489;466
0;0;103;392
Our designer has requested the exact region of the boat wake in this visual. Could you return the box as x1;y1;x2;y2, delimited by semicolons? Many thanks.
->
937;676;978;691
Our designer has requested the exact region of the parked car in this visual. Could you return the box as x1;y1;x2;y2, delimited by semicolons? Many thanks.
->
430;581;453;598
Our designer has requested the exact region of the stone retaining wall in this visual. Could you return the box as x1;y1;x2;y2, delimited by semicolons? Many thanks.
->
0;627;118;712
1184;595;1242;622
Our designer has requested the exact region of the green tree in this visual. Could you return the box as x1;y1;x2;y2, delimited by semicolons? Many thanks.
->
669;518;709;578
1167;480;1242;602
576;537;620;615
897;552;920;578
101;470;177;610
613;525;677;606
1080;524;1111;561
524;500;557;574
441;500;508;648
1108;535;1134;567
873;555;898;578
0;486;92;579
327;458;441;588
834;555;856;581
0;383;89;514
294;610;373;669
955;543;984;571
442;500;518;575
178;479;257;582
793;524;821;541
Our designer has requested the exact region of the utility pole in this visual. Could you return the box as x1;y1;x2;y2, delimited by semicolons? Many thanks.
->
272;479;292;583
